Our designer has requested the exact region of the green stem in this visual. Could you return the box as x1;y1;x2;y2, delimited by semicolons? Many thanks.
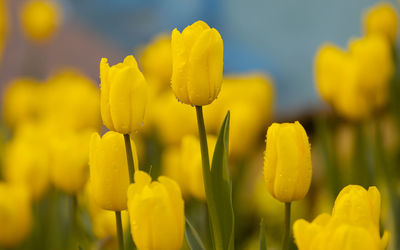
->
195;106;211;170
282;202;291;250
115;211;124;250
124;134;135;183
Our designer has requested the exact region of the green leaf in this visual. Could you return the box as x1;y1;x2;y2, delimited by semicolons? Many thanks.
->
259;219;267;250
184;217;206;250
208;111;235;250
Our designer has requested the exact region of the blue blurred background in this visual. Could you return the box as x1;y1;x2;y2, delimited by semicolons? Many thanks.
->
3;0;400;116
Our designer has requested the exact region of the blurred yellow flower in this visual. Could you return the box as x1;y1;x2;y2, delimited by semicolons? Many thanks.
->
2;77;43;128
45;69;101;131
127;171;185;250
0;0;8;63
0;183;32;248
293;185;390;250
100;55;147;134
264;121;312;203
151;91;197;145
3;122;51;200
140;34;172;92
171;20;223;106
50;130;93;194
89;131;139;211
349;34;394;108
163;135;216;200
204;74;274;159
20;0;61;43
314;39;393;120
364;2;398;44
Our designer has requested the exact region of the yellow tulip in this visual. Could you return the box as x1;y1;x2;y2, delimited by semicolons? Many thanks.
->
20;0;61;43
171;20;223;106
100;55;147;134
364;3;398;44
3;122;51;200
0;0;8;63
50;130;93;194
293;185;390;250
2;77;43;128
0;183;32;248
314;44;371;120
332;185;382;235
89;131;139;211
349;35;394;109
45;69;101;131
140;34;172;92
264;121;312;203
127;171;185;250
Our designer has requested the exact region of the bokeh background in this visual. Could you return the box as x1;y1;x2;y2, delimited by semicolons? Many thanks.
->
3;0;399;116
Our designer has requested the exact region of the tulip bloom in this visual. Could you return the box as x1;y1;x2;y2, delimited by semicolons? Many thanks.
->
100;55;147;134
171;20;223;106
127;171;184;250
264;121;312;203
293;185;390;250
364;3;398;44
89;131;139;211
20;0;60;43
0;183;32;248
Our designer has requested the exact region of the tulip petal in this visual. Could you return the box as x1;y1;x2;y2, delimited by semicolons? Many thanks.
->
100;58;115;131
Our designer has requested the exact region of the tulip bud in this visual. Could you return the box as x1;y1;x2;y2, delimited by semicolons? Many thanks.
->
364;3;398;44
89;131;139;211
264;121;312;203
100;55;147;134
171;20;223;106
0;183;32;248
127;171;185;250
50;130;93;194
20;0;61;43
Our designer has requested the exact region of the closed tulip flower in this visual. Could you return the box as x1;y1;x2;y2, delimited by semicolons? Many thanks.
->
364;3;398;44
127;171;185;250
171;20;223;106
293;185;390;250
20;0;61;43
264;121;312;203
89;131;139;211
0;183;32;248
100;55;147;134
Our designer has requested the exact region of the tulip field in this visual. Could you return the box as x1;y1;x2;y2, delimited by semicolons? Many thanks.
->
0;1;399;250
